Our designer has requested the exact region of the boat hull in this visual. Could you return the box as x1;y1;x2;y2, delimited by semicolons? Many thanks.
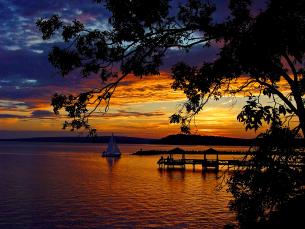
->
102;152;121;157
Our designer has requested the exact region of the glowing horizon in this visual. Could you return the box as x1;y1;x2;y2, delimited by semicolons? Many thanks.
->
0;72;268;139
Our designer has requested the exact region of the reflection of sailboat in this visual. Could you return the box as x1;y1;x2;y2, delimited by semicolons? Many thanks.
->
102;133;121;157
106;156;120;170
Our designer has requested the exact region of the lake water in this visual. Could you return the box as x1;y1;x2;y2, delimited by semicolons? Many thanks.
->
0;142;248;228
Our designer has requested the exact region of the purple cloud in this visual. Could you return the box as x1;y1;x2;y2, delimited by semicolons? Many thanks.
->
31;110;54;118
0;110;54;119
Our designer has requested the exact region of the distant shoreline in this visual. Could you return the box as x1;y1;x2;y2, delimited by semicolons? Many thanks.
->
132;149;247;156
0;134;255;146
0;136;155;144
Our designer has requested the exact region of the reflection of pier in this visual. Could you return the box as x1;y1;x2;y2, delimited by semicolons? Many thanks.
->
157;147;304;172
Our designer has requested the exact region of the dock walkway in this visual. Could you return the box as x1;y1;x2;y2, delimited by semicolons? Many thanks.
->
157;154;304;172
157;157;248;171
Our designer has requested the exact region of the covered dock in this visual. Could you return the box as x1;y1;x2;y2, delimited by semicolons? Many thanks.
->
157;148;304;172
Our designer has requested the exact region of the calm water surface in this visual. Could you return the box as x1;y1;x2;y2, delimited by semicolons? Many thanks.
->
0;142;247;228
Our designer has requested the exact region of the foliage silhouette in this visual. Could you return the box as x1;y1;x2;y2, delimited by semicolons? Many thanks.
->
37;0;305;139
228;125;305;228
37;0;305;226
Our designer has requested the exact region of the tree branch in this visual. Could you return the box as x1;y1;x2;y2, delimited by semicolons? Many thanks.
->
282;53;298;83
256;78;298;114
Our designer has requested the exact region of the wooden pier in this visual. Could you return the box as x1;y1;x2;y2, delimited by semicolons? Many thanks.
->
157;156;248;172
157;150;304;172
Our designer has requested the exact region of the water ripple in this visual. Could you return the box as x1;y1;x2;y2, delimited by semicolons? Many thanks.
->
0;142;238;228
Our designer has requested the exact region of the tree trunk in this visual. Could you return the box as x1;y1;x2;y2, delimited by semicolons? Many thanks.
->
299;113;305;146
291;85;305;144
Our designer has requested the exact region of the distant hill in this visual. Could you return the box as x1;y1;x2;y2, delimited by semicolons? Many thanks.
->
0;136;156;144
1;134;303;146
0;134;255;146
152;134;254;146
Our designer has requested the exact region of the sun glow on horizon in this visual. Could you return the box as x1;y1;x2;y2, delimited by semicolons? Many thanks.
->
0;72;269;139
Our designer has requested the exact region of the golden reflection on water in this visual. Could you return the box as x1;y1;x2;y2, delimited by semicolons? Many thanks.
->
0;142;240;228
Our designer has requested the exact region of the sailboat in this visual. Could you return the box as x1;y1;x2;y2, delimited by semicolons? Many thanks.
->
102;133;121;157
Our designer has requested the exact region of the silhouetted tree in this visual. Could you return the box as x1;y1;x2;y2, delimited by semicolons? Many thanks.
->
228;125;305;228
37;0;305;226
37;0;305;139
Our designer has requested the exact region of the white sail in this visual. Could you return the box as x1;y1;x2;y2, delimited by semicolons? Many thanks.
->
112;135;121;155
102;133;121;157
106;135;114;153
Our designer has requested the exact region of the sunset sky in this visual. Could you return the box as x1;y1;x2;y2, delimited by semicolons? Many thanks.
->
0;0;269;139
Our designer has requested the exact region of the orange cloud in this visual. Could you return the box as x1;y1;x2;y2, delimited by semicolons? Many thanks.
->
1;71;294;138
